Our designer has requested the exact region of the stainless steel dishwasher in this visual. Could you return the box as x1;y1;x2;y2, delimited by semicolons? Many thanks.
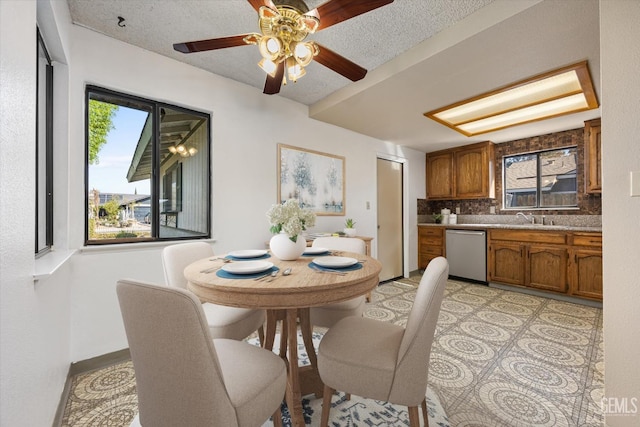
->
445;229;487;283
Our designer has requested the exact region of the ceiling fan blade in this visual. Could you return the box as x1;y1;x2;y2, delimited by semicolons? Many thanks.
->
247;0;276;12
264;62;285;94
310;0;394;31
314;43;367;82
173;35;251;53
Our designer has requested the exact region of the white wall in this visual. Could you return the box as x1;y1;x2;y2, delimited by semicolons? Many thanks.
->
0;1;73;426
601;1;640;425
66;25;425;361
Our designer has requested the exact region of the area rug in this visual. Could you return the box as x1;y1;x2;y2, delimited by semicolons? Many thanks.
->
252;331;450;427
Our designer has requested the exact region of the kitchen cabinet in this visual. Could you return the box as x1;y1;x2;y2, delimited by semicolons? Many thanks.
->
584;118;602;193
488;241;524;285
488;229;568;293
568;232;603;300
426;152;453;199
426;141;495;200
418;227;444;269
455;143;495;199
488;228;602;301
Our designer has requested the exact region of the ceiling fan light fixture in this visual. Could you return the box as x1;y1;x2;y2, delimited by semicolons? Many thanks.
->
292;41;316;66
286;56;305;82
424;61;599;137
259;36;282;60
258;57;279;77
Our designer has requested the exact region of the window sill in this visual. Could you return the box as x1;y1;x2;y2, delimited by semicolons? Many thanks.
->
34;249;76;282
79;238;216;254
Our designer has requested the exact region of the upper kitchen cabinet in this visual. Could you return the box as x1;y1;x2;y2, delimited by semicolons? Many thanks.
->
426;152;454;199
426;141;495;200
584;118;602;193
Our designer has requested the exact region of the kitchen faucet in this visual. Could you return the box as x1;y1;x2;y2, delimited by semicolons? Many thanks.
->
516;212;535;224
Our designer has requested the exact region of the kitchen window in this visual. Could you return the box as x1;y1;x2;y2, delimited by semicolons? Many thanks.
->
85;86;211;245
36;29;53;256
503;147;578;209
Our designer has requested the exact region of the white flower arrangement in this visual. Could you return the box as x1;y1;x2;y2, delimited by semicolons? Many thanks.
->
267;199;316;243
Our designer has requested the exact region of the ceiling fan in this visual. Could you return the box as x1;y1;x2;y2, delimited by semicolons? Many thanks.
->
173;0;394;95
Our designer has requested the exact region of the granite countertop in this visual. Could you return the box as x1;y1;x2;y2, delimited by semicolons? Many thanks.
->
417;223;602;232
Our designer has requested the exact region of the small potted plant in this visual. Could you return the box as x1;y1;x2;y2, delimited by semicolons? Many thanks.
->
344;218;357;237
432;213;443;224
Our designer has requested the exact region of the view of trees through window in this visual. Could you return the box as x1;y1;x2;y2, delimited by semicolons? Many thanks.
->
503;147;578;209
86;87;210;244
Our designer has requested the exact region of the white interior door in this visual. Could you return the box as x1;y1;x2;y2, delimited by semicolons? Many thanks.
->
377;158;403;281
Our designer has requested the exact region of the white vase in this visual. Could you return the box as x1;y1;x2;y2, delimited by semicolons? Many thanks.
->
269;233;306;260
344;228;357;237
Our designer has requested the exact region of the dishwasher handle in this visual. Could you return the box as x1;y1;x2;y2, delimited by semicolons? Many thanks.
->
446;230;486;236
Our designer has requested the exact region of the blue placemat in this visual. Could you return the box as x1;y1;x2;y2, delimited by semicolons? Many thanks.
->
216;266;279;279
224;253;272;261
308;262;363;272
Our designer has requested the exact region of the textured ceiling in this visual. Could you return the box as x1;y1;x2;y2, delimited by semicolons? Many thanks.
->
66;0;601;152
66;0;495;105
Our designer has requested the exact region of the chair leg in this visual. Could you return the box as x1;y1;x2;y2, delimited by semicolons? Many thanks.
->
320;384;334;427
408;406;420;427
421;398;429;427
257;325;265;348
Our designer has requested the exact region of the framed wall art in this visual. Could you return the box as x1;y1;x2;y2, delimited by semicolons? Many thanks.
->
277;144;345;216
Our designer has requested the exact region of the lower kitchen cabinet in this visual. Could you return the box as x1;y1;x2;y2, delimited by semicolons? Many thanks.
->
489;229;602;301
488;241;568;292
568;232;603;300
488;241;524;285
418;226;444;269
527;245;568;293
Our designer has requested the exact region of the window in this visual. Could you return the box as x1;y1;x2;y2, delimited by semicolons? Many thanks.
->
503;147;577;209
36;29;53;255
85;86;211;244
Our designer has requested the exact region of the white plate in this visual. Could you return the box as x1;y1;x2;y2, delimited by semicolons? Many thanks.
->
303;247;329;255
222;261;273;275
312;256;358;268
227;249;268;259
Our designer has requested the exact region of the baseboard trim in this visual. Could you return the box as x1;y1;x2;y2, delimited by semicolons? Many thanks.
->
68;348;131;377
53;349;131;427
488;282;603;308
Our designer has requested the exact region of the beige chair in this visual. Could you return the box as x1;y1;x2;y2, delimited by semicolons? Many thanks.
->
117;279;286;427
309;237;367;329
162;242;265;343
317;257;449;427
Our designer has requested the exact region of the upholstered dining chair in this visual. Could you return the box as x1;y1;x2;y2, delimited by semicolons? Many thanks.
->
161;242;265;343
117;279;286;427
309;236;367;329
317;257;449;427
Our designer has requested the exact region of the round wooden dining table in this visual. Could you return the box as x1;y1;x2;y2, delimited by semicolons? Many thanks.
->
184;251;382;427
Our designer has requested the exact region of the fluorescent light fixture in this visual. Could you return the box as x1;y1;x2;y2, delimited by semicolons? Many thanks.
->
424;61;599;137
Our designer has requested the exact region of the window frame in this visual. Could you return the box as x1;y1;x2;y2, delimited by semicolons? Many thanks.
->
502;146;578;210
36;28;54;256
84;86;211;245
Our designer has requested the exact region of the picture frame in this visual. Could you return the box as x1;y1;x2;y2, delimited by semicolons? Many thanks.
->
277;144;345;216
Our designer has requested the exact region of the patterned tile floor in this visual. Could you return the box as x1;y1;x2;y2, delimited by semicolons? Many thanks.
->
368;277;604;427
61;277;604;426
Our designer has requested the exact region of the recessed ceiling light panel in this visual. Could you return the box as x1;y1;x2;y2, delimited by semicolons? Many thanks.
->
424;61;599;137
